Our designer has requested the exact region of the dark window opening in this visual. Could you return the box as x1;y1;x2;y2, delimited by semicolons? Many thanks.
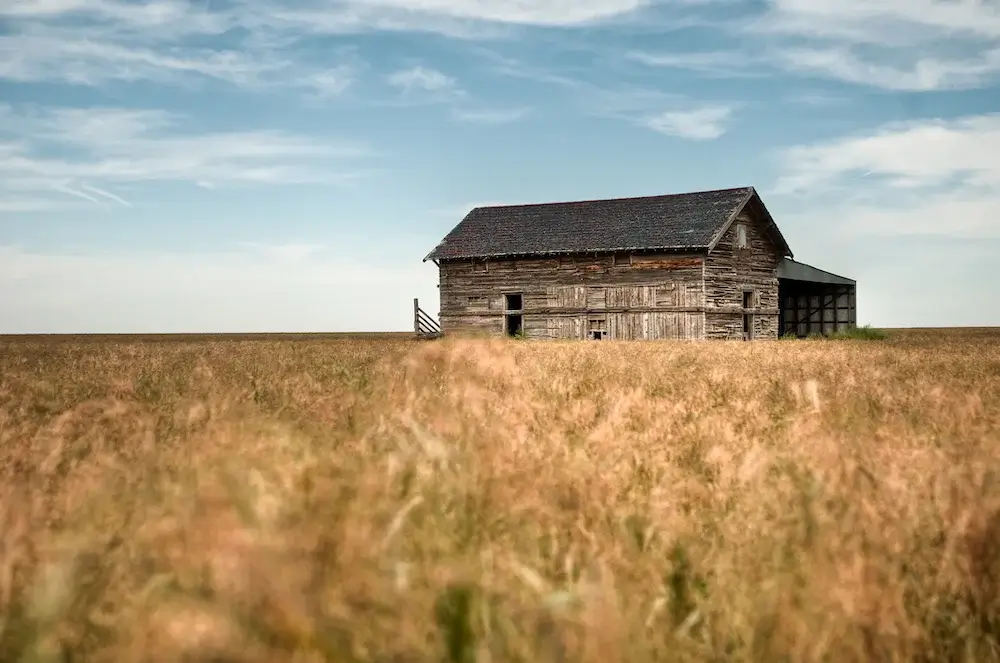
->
743;291;754;309
504;293;522;311
506;314;523;337
743;314;753;340
588;317;606;341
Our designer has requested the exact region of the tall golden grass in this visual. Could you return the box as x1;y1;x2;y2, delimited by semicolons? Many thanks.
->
1;329;999;662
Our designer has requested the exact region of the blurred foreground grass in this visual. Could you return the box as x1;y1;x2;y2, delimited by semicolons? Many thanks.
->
1;329;1000;662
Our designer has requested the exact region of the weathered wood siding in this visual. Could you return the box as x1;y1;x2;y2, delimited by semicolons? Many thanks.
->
703;211;783;340
437;253;706;340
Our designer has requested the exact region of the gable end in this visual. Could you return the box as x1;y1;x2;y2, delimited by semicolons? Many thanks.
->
706;188;793;259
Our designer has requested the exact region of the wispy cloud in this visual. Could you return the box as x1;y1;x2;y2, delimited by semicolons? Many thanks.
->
302;65;358;98
249;0;655;34
622;0;1000;92
626;49;764;78
773;46;1000;92
0;104;375;213
80;183;133;207
775;114;1000;194
450;106;530;124
644;105;733;140
760;0;1000;91
387;65;458;93
0;31;285;87
629;44;1000;92
752;0;1000;43
0;3;362;94
0;0;229;35
474;49;731;138
783;90;850;107
771;113;1000;239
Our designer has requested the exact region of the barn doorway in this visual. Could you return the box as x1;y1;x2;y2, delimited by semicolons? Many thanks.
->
504;293;523;337
506;315;523;337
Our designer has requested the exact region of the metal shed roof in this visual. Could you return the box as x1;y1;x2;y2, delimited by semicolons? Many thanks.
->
778;258;855;286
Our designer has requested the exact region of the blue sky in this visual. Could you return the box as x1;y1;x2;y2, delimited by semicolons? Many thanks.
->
1;0;999;333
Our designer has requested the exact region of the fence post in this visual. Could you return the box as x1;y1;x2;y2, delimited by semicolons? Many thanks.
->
413;298;420;336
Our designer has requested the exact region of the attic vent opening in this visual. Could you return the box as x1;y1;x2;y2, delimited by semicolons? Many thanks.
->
736;223;748;249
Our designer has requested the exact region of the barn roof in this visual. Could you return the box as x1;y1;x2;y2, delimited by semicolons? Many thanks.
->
423;186;793;262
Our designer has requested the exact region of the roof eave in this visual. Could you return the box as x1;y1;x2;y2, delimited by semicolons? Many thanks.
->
427;245;712;262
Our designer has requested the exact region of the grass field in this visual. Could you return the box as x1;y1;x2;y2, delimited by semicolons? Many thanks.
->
1;328;999;662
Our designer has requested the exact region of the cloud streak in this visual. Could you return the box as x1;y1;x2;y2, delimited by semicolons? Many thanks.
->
624;0;1000;91
0;104;375;213
450;106;531;124
387;65;460;94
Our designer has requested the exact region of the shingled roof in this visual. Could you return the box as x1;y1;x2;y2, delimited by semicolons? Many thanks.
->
424;186;793;262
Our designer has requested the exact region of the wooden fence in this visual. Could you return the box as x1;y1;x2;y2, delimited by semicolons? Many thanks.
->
413;298;442;339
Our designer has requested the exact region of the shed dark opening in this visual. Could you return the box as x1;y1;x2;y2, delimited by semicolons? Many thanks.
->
777;258;856;337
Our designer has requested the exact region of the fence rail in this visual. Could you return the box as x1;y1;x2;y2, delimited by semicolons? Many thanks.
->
413;298;442;339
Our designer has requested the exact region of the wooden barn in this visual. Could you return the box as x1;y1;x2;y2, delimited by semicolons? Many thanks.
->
420;186;856;341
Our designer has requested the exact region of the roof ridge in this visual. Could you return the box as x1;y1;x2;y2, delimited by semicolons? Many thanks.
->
468;186;755;212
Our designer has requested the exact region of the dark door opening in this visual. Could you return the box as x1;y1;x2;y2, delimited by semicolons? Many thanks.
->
506;315;523;337
742;290;754;340
504;292;524;338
